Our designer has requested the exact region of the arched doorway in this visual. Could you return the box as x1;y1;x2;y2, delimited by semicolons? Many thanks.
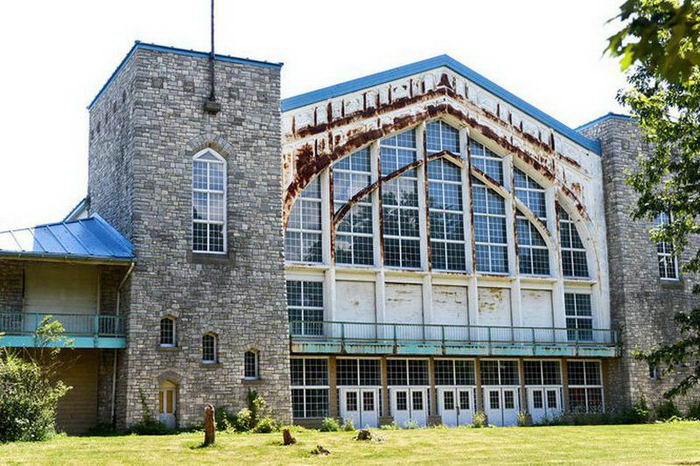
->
158;380;177;429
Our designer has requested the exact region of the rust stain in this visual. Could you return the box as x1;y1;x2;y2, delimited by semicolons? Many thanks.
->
438;73;453;89
282;99;589;226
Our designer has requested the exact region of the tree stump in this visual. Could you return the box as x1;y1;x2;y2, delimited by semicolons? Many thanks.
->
355;429;372;441
204;404;216;446
282;428;296;445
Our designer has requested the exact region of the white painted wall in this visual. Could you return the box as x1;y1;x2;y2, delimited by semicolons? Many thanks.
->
520;289;553;327
385;283;423;324
477;287;511;327
431;286;468;326
336;280;375;323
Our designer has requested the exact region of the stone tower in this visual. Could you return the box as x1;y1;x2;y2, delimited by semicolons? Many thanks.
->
86;43;292;427
580;114;700;410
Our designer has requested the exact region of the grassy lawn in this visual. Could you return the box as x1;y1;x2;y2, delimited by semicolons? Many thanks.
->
1;422;699;465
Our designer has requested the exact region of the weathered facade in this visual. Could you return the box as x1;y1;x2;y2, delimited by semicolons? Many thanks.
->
0;43;697;433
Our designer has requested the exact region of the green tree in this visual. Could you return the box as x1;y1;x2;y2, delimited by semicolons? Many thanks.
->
0;317;72;442
608;0;700;398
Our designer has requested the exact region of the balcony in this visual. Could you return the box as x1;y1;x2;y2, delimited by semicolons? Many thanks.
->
289;320;620;358
0;312;126;348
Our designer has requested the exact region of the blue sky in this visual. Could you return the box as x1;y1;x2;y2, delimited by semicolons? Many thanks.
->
0;0;626;231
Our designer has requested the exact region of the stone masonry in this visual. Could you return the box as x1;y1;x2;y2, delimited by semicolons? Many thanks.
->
87;46;291;427
581;117;700;410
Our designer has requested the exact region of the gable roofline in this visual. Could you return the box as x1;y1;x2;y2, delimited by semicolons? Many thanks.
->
280;54;601;155
575;112;634;132
87;41;283;110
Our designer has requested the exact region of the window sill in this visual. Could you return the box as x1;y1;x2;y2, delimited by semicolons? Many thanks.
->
189;251;232;264
241;378;264;385
200;362;221;368
156;346;180;352
659;278;684;290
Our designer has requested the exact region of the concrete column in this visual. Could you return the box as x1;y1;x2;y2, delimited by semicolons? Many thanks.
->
320;169;332;265
328;356;338;418
460;127;474;275
518;359;528;417
428;357;441;425
416;122;429;271
561;359;570;413
379;357;392;425
475;358;484;412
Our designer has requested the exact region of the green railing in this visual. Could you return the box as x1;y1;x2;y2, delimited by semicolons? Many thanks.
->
0;312;124;337
289;320;619;347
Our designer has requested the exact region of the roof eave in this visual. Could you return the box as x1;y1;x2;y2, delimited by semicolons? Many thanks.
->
0;251;135;265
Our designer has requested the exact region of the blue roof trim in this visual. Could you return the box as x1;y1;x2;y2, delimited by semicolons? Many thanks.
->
87;41;283;110
0;215;134;262
575;112;634;132
281;54;602;155
63;197;89;222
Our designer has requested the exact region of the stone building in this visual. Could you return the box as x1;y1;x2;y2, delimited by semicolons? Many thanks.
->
0;42;697;433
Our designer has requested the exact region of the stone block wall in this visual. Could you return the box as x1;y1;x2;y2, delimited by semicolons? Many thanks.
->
0;260;23;312
88;46;291;428
581;117;700;410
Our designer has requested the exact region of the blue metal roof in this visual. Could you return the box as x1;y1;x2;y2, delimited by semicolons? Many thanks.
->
575;112;634;132
0;214;134;263
281;54;602;155
88;41;283;110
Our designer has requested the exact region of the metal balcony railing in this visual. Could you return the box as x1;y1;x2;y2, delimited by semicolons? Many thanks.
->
289;320;619;347
0;312;125;338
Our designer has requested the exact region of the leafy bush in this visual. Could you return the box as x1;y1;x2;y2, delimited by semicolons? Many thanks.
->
234;408;253;432
128;419;172;435
516;411;531;427
342;418;356;431
471;410;488;428
319;417;341;432
252;416;279;433
403;419;419;429
686;401;700;420
655;400;681;421
379;421;400;430
621;397;651;424
0;320;72;443
215;407;237;432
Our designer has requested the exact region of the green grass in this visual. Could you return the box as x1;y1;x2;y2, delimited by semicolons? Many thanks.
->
1;422;699;465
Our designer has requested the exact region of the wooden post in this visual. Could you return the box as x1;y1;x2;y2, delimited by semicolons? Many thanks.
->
204;404;215;446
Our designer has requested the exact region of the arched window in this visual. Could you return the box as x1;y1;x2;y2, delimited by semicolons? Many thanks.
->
381;130;420;268
160;317;176;347
472;177;508;273
514;169;549;275
202;333;218;364
428;158;466;271
286;177;322;263
426;121;459;154
334;148;373;265
559;208;589;278
244;350;259;379
516;214;550;275
470;140;503;184
192;149;226;253
655;212;678;280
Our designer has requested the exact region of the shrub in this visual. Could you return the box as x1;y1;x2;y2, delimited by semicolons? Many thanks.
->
234;408;253;432
129;419;172;435
655;400;681;421
216;407;237;432
403;419;419;429
0;320;72;443
686;401;700;420
252;416;279;433
342;418;355;431
471;410;488;428
619;397;651;424
379;421;400;430
319;417;341;432
516;411;531;427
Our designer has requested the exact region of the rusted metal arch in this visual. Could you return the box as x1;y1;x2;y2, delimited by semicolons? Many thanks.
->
283;99;591;227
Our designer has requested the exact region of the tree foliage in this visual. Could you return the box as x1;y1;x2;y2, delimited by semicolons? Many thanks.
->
608;0;700;84
609;0;700;398
0;317;72;442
